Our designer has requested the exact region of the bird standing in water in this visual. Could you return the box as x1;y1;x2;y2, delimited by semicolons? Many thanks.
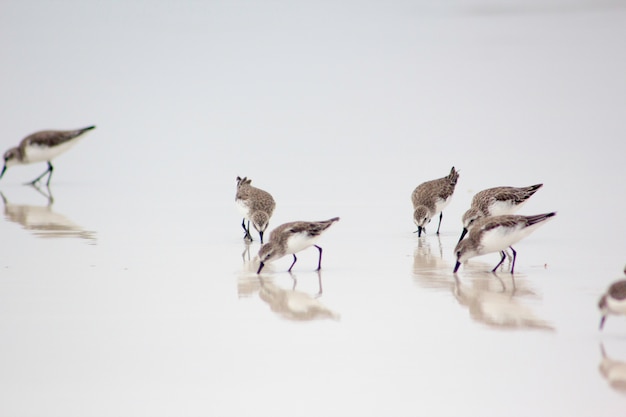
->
1;126;96;186
599;266;626;330
411;166;459;237
257;217;339;274
235;176;276;243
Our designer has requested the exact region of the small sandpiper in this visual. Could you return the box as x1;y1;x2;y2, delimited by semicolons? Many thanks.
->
411;166;459;237
598;266;626;330
257;217;339;274
1;126;96;186
453;212;556;274
459;184;543;242
235;176;276;243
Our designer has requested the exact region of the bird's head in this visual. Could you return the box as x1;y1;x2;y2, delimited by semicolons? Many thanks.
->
462;207;481;230
257;241;281;273
413;206;431;228
251;211;270;235
453;239;477;273
0;148;19;179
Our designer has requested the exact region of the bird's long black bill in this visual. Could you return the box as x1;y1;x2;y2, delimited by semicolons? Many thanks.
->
599;315;606;330
257;262;265;274
453;261;461;273
458;228;468;243
0;165;6;180
418;226;422;237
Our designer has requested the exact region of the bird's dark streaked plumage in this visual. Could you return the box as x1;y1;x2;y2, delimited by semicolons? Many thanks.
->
458;184;543;242
411;166;459;237
235;176;276;243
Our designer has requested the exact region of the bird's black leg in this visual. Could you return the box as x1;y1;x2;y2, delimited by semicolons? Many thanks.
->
436;212;443;235
288;254;298;272
45;162;54;186
509;246;517;274
241;218;252;241
314;245;323;270
492;251;507;272
29;162;53;186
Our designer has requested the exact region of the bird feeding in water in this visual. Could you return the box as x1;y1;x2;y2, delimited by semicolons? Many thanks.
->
257;217;339;274
598;268;626;331
453;212;556;274
235;176;276;243
411;166;459;237
1;126;96;186
458;183;543;243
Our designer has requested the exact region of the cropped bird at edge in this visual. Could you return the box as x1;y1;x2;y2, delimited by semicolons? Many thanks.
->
458;183;543;243
1;126;96;186
235;176;276;243
453;212;556;274
598;266;626;330
257;217;339;274
411;166;459;237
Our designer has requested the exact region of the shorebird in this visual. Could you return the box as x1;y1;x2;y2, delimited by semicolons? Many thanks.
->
235;176;276;243
599;269;626;330
1;126;96;186
459;184;543;242
257;217;339;274
411;166;459;237
453;212;556;274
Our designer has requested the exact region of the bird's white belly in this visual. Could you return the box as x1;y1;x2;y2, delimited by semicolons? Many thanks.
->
433;197;451;216
607;297;626;315
23;140;80;163
479;225;527;253
285;233;320;254
235;199;251;218
488;200;519;216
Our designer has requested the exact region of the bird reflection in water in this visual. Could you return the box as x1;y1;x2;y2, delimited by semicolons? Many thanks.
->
257;271;340;321
1;185;96;243
412;234;452;291
241;240;252;263
452;270;553;331
599;344;626;395
238;242;261;298
238;251;339;322
413;239;553;330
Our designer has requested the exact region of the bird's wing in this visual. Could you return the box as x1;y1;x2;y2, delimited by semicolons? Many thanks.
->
21;130;80;149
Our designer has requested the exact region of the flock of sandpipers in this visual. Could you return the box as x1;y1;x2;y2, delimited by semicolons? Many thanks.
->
1;126;625;330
